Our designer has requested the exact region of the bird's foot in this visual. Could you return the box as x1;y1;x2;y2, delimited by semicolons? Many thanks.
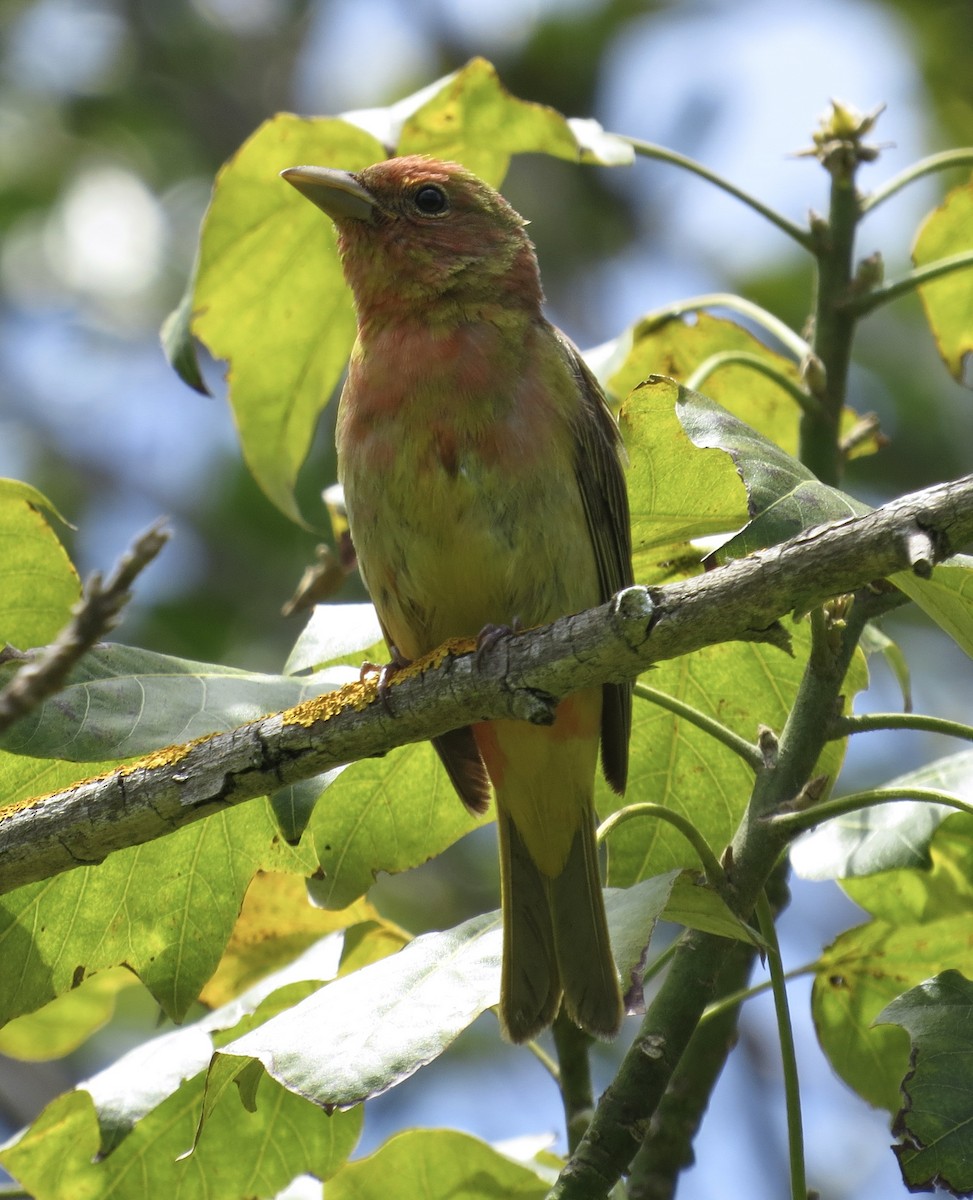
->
361;645;411;714
474;618;522;667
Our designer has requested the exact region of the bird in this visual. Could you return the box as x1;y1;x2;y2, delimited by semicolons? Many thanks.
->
281;155;633;1042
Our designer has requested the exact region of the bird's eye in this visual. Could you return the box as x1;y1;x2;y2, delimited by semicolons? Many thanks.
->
413;185;449;216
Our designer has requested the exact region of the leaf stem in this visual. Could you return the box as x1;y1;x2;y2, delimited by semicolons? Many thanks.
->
843;250;973;317
525;1037;561;1084
755;891;806;1200
598;804;727;888
700;960;820;1024
861;148;973;214
769;785;972;837
640;292;814;364
624;137;814;250
633;681;763;770
831;712;973;742
684;350;823;419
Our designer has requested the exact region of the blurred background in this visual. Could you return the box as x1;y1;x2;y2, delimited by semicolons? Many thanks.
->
0;0;971;1196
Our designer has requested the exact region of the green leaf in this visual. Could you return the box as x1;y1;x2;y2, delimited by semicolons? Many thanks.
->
605;620;865;885
812;915;973;1112
608;314;806;453
841;811;973;925
198;875;398;1009
0;795;313;1024
192;114;383;524
186;59;632;526
913;179;973;386
619;378;749;584
160;275;210;396
791;750;973;880
284;602;384;674
598;313;879;459
673;386;870;562
620;381;971;659
395;57;633;186
0;478;72;528
0;1059;360;1200
0;968;135;1061
89;935;344;1155
216;881;667;1111
0;643;353;761
0;935;353;1195
878;970;973;1195
308;739;485;909
895;554;973;660
324;1129;550;1200
663;872;762;944
217;910;502;1110
859;621;912;711
0;485;80;648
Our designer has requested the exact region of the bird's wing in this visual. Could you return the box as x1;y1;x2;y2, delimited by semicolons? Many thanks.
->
556;328;634;795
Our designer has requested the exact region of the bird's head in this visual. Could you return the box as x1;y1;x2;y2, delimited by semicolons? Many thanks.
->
281;156;544;323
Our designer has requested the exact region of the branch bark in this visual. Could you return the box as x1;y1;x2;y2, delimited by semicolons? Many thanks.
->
0;473;971;897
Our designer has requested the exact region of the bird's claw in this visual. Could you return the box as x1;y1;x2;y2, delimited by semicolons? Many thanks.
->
361;646;411;715
474;619;522;667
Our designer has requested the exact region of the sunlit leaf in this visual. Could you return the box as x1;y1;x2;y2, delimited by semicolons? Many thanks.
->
284;602;384;674
199;873;395;1008
308;739;486;909
191;114;383;523
325;1129;549;1200
598;313;881;458
215;881;666;1111
0;487;79;649
0;968;135;1061
914;180;973;387
895;554;973;660
0;796;313;1025
609;315;806;453
619;377;749;585
841;812;973;925
605;621;865;886
396;57;632;185
0;1057;360;1200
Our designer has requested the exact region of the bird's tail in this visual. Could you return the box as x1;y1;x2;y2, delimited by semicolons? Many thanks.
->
497;803;622;1043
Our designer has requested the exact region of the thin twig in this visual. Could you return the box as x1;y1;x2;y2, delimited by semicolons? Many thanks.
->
0;520;170;735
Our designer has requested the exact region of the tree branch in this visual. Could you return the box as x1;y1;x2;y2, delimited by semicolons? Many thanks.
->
0;475;971;897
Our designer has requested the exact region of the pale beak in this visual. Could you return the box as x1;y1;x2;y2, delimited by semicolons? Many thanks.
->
280;165;378;223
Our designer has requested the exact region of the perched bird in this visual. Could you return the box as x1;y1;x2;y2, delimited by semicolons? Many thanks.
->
282;156;633;1042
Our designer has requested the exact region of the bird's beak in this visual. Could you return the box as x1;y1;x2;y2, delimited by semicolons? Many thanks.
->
280;165;378;223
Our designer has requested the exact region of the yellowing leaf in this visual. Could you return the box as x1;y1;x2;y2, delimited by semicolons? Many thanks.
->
200;873;394;1007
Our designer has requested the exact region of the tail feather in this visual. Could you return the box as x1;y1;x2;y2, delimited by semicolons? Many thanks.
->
497;805;559;1043
497;803;622;1043
551;814;623;1039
